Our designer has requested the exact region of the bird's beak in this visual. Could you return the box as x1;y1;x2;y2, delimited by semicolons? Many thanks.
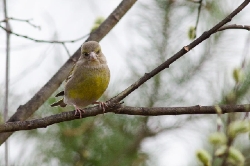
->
89;52;98;61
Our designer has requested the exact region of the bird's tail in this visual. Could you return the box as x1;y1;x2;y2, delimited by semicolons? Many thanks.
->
50;98;67;107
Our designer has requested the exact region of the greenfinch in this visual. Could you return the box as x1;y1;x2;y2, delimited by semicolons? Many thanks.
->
51;41;110;118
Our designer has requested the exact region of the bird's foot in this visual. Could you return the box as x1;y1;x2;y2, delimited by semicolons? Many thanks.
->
74;106;85;118
92;101;109;113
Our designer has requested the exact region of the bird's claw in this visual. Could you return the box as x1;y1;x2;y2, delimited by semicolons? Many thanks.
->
74;107;85;118
99;102;108;113
93;101;109;113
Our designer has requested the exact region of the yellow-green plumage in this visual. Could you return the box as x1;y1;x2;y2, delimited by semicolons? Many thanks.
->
51;41;110;111
65;64;110;108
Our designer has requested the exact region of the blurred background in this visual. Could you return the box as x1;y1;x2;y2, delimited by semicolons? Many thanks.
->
0;0;250;165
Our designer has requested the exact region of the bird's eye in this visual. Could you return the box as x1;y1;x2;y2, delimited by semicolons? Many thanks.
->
84;52;89;56
96;50;100;54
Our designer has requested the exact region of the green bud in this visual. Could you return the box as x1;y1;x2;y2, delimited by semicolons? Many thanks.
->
233;68;243;83
209;132;227;145
215;145;227;157
196;149;211;166
94;16;105;25
91;16;105;32
228;120;250;139
215;146;245;166
91;24;100;32
188;26;196;40
225;92;236;103
215;105;222;114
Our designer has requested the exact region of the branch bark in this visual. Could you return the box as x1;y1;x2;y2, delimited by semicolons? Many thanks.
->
0;104;250;133
0;0;138;145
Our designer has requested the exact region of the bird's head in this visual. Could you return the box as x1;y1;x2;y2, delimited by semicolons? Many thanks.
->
80;41;107;65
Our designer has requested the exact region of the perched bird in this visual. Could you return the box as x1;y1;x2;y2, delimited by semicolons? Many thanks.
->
51;41;110;118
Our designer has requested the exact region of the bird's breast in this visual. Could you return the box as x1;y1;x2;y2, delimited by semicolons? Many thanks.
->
64;65;110;108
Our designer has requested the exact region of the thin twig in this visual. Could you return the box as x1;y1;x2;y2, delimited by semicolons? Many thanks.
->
194;0;203;38
188;0;202;3
218;24;250;31
0;25;89;43
0;104;250;133
62;43;71;57
3;0;10;165
0;17;41;29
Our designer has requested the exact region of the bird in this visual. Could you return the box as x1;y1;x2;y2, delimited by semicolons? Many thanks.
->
51;41;110;118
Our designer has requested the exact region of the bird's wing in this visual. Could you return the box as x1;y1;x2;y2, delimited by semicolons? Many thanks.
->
54;63;76;97
65;63;76;83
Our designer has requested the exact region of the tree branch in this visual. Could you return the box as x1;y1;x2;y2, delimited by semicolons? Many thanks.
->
0;104;250;133
218;24;250;31
0;0;138;145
